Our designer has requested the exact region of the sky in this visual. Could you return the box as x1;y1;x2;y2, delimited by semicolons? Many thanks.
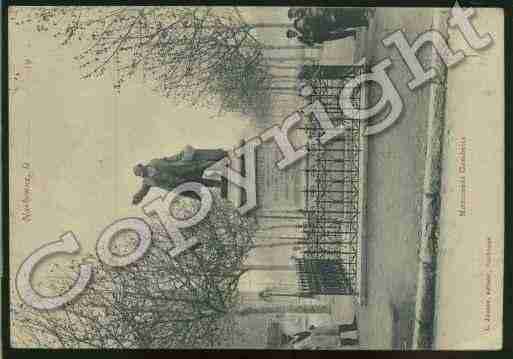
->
8;8;250;272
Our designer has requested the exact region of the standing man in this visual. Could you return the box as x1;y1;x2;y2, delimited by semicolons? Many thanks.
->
132;145;228;205
290;7;370;32
314;7;370;31
286;7;369;46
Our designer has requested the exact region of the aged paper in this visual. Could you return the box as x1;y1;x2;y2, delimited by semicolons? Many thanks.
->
7;6;504;350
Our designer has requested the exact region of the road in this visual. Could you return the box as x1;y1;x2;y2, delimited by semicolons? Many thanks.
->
350;7;435;349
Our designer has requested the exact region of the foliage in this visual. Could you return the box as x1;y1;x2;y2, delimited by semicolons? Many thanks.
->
12;6;272;114
12;194;257;348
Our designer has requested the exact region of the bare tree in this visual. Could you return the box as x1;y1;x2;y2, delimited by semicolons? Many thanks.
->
12;6;272;114
13;194;257;349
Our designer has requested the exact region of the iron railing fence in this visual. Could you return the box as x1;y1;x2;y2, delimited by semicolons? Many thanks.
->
295;64;365;296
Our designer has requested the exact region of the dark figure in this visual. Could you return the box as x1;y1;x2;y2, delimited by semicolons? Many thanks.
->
292;7;369;32
132;145;227;205
286;7;369;46
286;29;315;47
294;16;362;42
289;316;359;349
286;28;355;47
310;8;369;32
287;7;307;20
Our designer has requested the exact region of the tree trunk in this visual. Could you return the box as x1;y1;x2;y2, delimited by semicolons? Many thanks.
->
241;44;318;50
259;224;301;230
237;304;330;316
254;235;304;241
251;241;305;249
241;264;296;271
262;45;319;50
264;65;302;70
265;86;298;91
250;23;293;28
256;215;304;221
264;56;315;62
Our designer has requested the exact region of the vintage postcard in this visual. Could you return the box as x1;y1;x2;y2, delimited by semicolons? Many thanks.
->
6;5;504;350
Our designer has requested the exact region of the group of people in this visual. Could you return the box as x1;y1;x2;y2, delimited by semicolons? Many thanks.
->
132;145;228;205
286;7;372;47
281;316;359;350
